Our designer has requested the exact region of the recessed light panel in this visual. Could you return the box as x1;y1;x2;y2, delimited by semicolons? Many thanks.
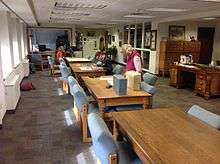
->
124;15;154;19
54;1;107;9
203;17;217;20
145;8;187;12
197;0;220;2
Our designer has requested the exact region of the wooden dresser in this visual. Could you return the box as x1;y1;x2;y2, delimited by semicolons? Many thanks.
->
159;41;201;76
170;64;220;99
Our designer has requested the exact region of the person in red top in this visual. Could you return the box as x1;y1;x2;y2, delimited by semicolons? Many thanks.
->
121;44;142;73
55;46;65;64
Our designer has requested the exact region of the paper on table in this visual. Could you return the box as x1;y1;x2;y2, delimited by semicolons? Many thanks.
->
99;76;113;81
79;67;93;71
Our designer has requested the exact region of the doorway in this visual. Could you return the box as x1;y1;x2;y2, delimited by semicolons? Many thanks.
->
197;27;215;64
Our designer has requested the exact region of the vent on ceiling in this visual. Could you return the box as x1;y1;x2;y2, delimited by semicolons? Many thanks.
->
51;10;90;16
49;16;81;21
54;1;107;9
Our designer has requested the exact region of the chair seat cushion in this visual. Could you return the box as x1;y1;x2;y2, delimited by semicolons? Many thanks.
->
88;104;99;114
117;141;142;164
59;77;68;82
140;82;157;95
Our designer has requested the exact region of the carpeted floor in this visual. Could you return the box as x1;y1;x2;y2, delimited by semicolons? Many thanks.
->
0;71;219;164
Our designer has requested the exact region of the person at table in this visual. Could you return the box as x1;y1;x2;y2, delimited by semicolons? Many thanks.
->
121;44;142;73
55;46;65;64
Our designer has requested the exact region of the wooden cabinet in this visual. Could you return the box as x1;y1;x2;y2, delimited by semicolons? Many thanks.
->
159;41;201;76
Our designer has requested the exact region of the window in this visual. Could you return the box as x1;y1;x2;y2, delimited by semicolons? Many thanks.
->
136;24;143;48
142;51;150;69
129;25;135;47
123;25;129;44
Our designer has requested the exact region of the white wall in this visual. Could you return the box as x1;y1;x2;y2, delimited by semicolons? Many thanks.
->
213;23;220;61
79;29;105;58
0;11;13;78
0;11;29;125
0;41;6;125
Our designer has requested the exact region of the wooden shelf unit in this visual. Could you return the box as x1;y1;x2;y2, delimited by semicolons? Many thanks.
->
159;41;201;76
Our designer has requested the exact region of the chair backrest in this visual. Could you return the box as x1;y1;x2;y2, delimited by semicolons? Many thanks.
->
143;72;158;86
88;113;118;164
188;105;220;129
68;76;78;96
72;85;88;113
140;82;157;95
113;64;124;75
47;56;55;65
59;64;70;79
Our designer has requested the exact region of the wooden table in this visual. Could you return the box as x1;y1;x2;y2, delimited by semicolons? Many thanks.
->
65;57;92;63
82;76;152;117
69;63;106;82
112;108;220;164
170;64;220;99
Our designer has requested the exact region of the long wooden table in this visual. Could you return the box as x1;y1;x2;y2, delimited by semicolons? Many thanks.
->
82;76;152;117
65;57;92;63
112;108;220;164
69;63;106;83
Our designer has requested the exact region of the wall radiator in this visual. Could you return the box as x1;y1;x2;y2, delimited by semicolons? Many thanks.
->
3;61;29;111
4;74;20;111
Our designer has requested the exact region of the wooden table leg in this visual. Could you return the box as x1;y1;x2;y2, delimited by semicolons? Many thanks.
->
98;100;106;118
143;97;152;109
113;120;118;140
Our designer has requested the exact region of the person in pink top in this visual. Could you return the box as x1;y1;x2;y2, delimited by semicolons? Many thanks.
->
121;44;142;73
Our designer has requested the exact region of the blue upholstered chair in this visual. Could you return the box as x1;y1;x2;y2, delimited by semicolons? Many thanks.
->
59;64;71;93
47;56;60;76
188;105;220;130
114;82;157;112
73;84;99;142
113;64;124;75
88;113;142;164
143;72;158;86
68;76;79;96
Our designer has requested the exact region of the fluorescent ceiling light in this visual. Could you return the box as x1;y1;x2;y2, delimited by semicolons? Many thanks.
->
145;8;187;12
197;0;220;2
203;17;217;20
54;2;107;9
51;10;90;16
111;19;131;22
124;15;154;19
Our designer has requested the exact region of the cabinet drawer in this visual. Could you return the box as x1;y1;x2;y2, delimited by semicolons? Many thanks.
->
195;79;206;93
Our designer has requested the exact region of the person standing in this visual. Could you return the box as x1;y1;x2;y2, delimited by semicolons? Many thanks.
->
121;44;142;73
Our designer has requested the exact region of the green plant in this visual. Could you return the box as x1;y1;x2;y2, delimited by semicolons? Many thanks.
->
107;46;117;59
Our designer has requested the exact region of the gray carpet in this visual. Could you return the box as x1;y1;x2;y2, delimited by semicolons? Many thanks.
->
0;71;219;164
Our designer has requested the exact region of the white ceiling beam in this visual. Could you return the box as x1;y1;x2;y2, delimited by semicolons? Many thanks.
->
26;0;40;26
0;0;28;25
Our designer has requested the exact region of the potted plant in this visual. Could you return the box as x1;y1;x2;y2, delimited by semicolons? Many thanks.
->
106;45;117;61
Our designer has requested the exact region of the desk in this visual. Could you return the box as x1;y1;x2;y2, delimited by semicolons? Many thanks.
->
82;76;152;117
112;108;220;164
170;64;220;99
65;57;91;63
69;63;106;82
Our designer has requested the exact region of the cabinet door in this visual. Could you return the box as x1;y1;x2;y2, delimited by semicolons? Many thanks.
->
170;68;178;86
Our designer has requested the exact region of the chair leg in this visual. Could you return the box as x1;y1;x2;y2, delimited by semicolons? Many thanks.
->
109;154;118;164
82;105;91;143
73;101;81;122
62;81;69;94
